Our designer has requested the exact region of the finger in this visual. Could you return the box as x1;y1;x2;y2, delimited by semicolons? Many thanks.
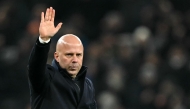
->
41;12;44;22
55;23;63;32
49;7;52;21
45;8;49;21
51;9;55;22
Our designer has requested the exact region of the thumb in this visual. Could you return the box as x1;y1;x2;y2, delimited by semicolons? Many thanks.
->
55;22;63;32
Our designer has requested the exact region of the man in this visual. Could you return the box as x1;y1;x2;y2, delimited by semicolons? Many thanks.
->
27;7;97;109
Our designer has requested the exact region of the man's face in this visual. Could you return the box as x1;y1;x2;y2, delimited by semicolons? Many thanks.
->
55;43;83;78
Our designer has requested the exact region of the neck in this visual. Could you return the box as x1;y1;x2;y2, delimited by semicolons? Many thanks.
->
71;75;76;79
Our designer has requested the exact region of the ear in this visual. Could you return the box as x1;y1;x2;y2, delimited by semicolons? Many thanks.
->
54;52;60;62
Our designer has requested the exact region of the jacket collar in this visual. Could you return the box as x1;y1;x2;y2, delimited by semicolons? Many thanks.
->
51;59;87;80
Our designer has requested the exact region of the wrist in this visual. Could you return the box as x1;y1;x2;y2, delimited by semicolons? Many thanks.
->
40;37;50;41
39;36;51;44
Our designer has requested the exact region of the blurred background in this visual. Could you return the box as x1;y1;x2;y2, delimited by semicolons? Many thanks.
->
0;0;190;109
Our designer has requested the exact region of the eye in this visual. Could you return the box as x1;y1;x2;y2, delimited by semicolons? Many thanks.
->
65;53;73;57
76;54;82;57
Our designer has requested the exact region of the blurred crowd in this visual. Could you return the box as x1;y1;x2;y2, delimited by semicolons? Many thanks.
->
0;0;190;109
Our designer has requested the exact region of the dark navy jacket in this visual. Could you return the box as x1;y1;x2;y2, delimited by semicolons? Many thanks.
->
27;39;97;109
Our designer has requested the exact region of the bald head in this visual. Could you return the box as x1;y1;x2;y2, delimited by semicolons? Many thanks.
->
56;34;83;52
54;34;84;78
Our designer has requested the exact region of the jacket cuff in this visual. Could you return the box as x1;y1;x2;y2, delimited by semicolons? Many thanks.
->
36;37;51;47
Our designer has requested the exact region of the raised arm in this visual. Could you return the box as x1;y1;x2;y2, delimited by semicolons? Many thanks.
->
27;7;62;93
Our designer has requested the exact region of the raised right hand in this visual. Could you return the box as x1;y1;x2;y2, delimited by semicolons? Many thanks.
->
39;7;62;41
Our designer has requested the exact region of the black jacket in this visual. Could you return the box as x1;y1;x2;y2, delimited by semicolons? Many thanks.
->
27;39;97;109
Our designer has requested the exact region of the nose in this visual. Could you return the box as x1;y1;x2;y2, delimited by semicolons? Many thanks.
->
72;55;78;63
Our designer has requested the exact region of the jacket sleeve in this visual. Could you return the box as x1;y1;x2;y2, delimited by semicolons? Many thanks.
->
27;38;51;93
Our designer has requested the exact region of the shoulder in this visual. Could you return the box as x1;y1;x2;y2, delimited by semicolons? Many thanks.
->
46;64;56;71
46;64;56;80
85;77;94;87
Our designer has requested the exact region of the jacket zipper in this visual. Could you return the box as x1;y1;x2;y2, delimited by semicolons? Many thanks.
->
75;82;80;92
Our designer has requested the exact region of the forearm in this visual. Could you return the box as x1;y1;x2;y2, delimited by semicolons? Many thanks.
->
27;38;51;91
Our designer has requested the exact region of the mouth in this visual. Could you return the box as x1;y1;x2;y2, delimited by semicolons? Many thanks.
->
69;66;78;70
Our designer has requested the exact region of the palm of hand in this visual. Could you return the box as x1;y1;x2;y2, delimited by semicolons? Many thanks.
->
39;21;57;38
39;7;62;40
